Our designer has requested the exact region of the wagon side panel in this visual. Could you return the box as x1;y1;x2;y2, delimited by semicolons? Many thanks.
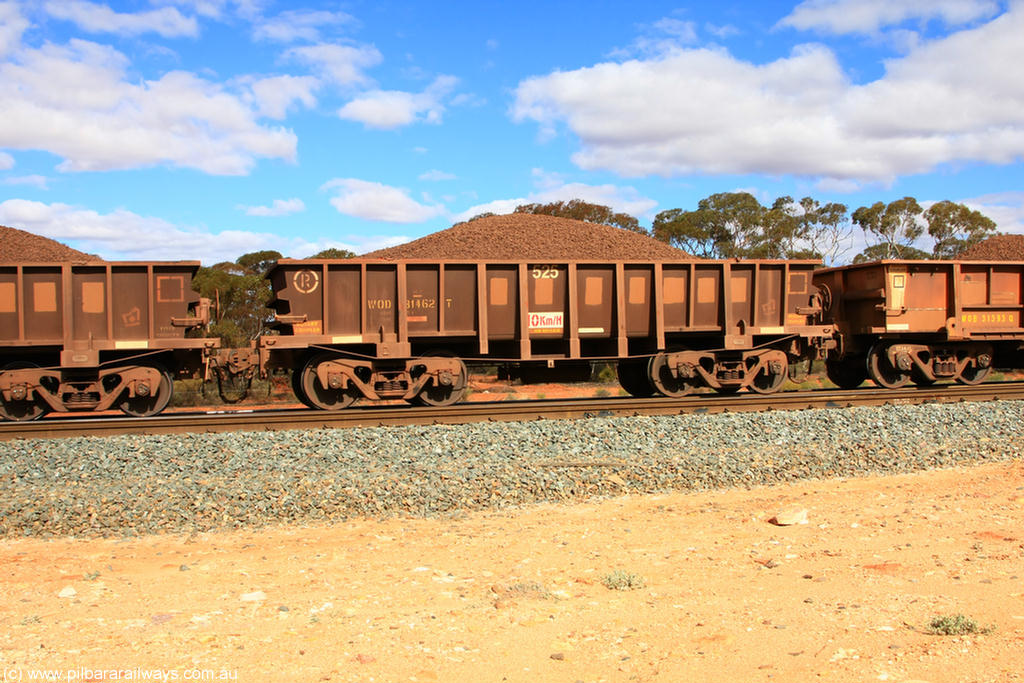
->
957;261;1024;337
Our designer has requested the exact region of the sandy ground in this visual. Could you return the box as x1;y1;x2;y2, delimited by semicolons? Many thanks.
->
2;458;1023;683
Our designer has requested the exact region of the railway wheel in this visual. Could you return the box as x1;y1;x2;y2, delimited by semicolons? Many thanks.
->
299;353;358;411
866;345;910;389
118;364;173;417
290;368;316;409
956;355;993;385
824;358;867;389
413;356;468;407
616;359;655;397
0;362;48;421
749;356;788;394
648;353;695;398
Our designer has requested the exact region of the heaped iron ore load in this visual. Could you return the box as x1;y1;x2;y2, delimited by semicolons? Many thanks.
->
362;214;693;261
0;225;103;263
959;234;1024;261
241;258;836;409
0;262;219;420
815;260;1024;388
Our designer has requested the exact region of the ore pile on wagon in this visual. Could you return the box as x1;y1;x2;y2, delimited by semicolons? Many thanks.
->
960;234;1024;261
363;213;693;260
0;225;103;262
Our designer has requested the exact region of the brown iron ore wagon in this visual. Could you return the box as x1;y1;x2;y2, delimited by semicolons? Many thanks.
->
247;258;836;409
0;262;219;420
814;260;1024;389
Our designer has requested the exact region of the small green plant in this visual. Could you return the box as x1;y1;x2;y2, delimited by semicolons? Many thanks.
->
500;581;552;600
926;614;993;636
593;388;611;398
593;362;617;384
602;570;645;591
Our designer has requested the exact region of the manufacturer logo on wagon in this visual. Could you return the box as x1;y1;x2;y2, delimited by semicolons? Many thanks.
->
293;269;320;294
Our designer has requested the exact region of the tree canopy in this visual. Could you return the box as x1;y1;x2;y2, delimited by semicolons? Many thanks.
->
924;200;997;259
309;247;356;259
648;193;995;263
851;197;924;260
651;192;853;262
192;250;281;347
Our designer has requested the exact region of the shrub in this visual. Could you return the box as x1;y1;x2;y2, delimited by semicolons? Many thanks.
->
602;570;645;591
926;614;993;636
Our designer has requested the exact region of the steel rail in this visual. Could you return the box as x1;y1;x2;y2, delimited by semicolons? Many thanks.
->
3;381;1024;442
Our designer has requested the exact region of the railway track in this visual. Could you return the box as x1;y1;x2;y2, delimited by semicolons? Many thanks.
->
3;380;1024;442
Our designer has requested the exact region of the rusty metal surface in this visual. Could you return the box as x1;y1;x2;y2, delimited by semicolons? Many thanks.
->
0;261;220;420
4;381;1023;442
264;258;830;363
0;262;212;348
815;260;1024;340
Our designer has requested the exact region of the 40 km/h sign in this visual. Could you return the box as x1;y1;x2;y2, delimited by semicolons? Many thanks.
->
529;311;563;333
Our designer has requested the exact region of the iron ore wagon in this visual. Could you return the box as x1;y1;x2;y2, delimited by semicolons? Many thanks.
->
814;260;1024;388
245;258;836;409
0;261;219;420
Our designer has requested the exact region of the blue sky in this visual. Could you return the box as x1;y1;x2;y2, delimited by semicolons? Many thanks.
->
1;0;1023;264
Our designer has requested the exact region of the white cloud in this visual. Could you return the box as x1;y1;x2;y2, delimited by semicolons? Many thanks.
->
253;9;353;42
705;23;740;39
779;0;1000;35
248;74;318;119
963;191;1024;234
814;177;864;193
0;196;386;262
156;0;263;21
284;43;382;87
322;178;446;223
612;16;699;58
337;75;457;129
0;38;297;174
652;18;698;43
3;175;49;189
512;8;1024;185
453;178;658;223
44;1;199;38
0;1;29;57
0;198;303;262
0;151;13;170
239;198;305;217
419;169;456;181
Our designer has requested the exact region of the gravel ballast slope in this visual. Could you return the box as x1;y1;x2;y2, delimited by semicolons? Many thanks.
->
2;401;1023;538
